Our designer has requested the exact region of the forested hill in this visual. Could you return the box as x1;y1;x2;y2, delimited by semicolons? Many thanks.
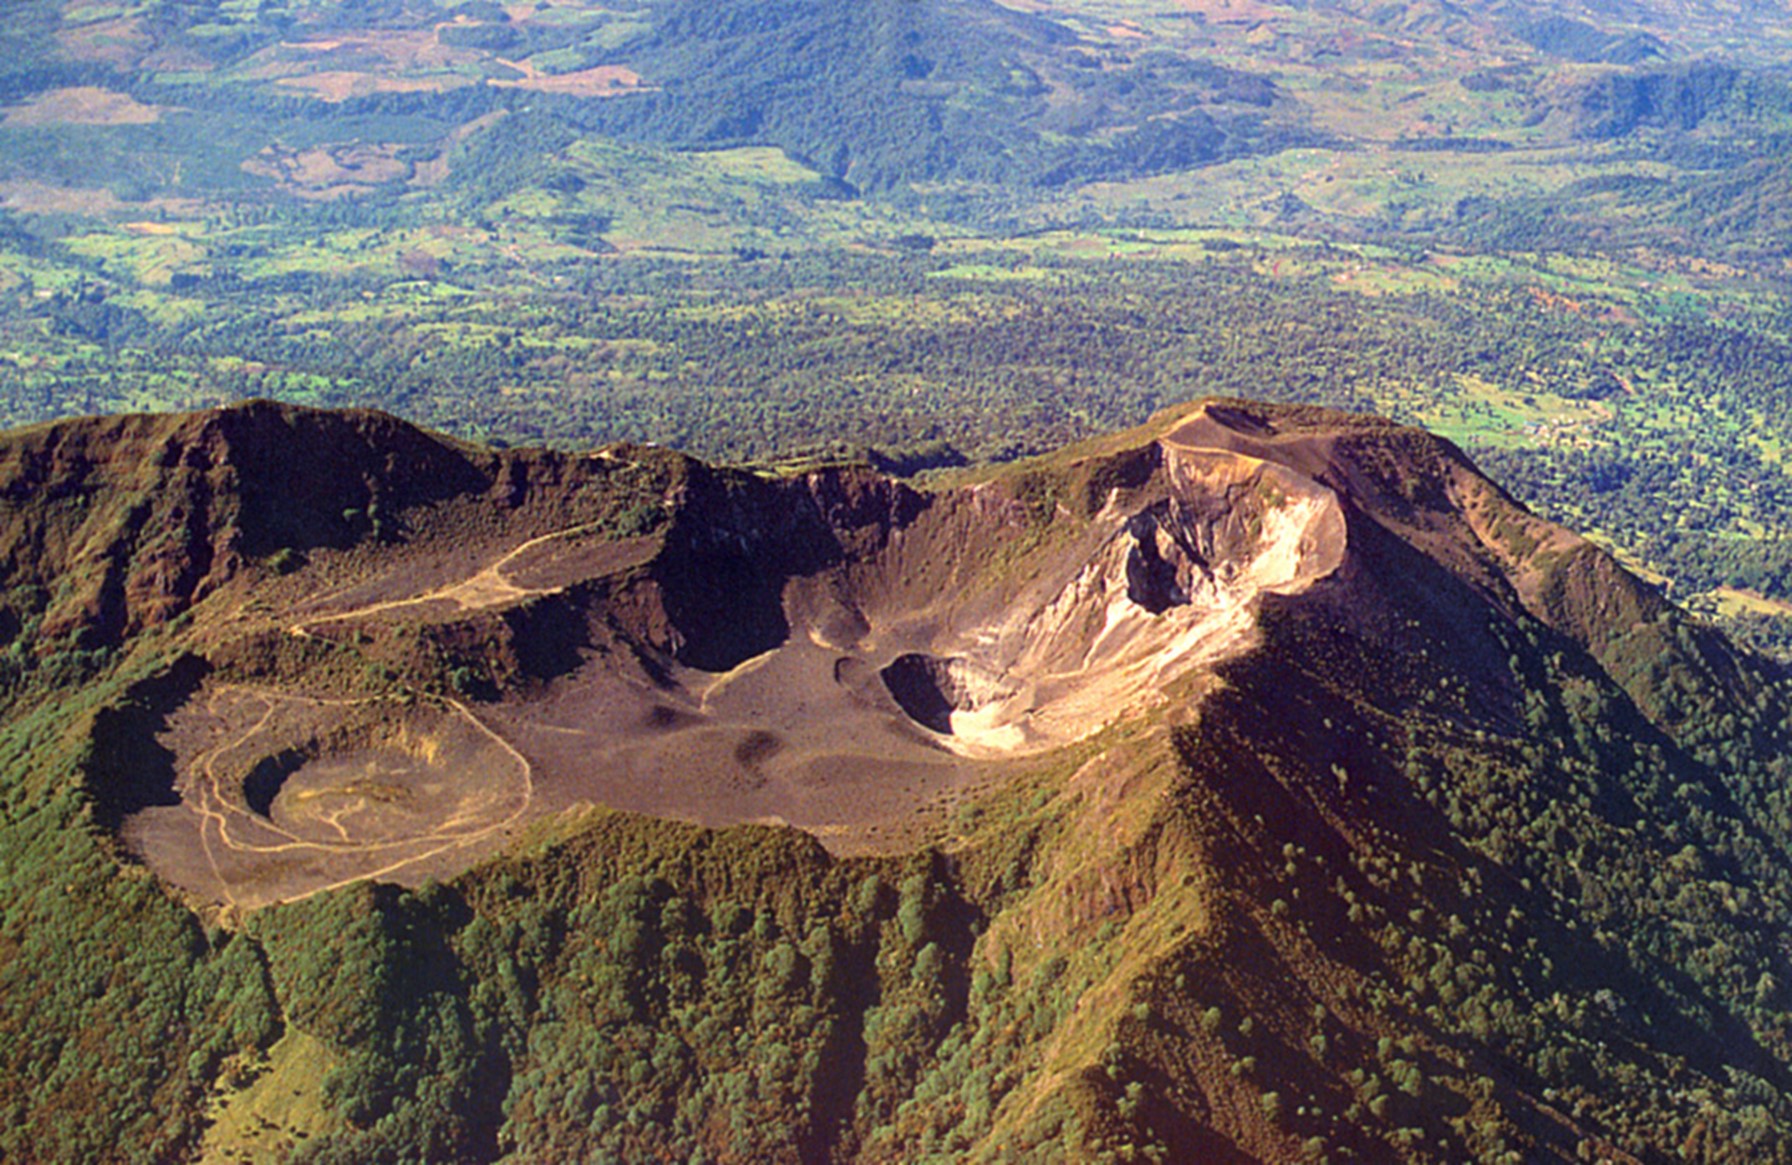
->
9;0;1792;212
560;0;1306;192
0;0;1313;197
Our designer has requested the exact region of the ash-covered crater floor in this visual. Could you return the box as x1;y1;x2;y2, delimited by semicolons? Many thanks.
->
122;402;1355;909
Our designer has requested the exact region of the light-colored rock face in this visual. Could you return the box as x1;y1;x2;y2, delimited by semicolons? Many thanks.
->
871;441;1347;757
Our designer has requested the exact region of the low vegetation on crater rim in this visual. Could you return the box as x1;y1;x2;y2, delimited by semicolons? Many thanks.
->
5;398;1792;1162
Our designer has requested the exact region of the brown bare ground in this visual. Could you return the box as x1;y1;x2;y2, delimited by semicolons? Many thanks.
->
275;71;473;102
242;142;412;199
133;687;535;911
3;87;163;127
280;29;479;71
56;15;153;68
237;27;484;101
492;60;648;97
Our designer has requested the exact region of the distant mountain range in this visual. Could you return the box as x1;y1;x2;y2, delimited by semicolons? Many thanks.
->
6;0;1792;241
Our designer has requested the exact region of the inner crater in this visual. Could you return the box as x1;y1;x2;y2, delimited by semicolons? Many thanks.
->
243;748;306;818
880;653;1013;735
125;688;534;910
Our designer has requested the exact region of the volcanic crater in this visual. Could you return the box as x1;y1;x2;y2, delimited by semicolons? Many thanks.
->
110;402;1359;909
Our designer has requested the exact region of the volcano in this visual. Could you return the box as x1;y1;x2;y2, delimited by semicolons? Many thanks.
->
6;398;1792;1164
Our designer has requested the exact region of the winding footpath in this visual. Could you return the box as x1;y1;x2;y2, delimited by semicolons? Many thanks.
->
192;520;612;909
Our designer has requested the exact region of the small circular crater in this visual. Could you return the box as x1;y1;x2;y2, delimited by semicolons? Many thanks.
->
243;748;306;818
879;653;1011;735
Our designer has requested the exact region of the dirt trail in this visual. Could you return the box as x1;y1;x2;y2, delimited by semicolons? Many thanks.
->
184;521;611;908
182;686;533;910
292;519;607;633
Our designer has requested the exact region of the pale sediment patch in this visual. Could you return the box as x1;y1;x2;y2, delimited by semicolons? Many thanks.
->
908;441;1345;759
3;87;163;127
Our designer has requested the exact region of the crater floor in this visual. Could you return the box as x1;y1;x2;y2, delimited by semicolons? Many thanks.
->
123;405;1347;910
